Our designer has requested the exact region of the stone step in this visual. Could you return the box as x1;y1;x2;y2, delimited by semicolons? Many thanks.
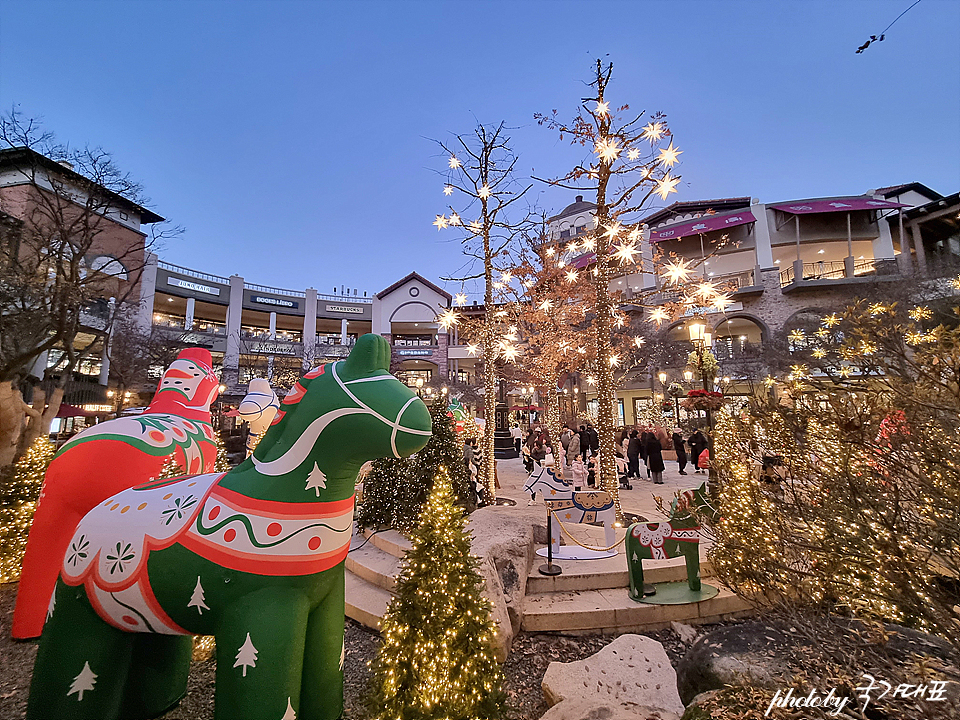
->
344;568;391;631
345;540;402;592
521;585;752;635
526;552;716;593
362;528;412;558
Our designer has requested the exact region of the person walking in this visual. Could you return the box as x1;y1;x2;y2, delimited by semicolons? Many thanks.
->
586;422;599;459
627;429;642;479
578;425;589;462
689;429;708;474
672;427;688;475
531;440;547;466
645;432;665;484
510;423;522;455
566;429;581;467
560;428;572;463
639;429;651;478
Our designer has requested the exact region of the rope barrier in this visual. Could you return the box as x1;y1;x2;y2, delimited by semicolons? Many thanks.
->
548;509;628;552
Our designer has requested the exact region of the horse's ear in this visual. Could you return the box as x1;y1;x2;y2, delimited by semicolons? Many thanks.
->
341;334;391;380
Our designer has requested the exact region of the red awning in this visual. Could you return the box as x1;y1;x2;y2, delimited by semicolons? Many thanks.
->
650;210;756;242
770;197;908;215
56;403;98;418
509;405;544;412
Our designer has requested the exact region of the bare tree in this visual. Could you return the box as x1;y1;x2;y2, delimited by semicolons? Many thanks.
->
0;109;179;466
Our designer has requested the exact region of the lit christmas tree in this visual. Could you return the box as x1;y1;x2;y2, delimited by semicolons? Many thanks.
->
368;466;505;720
0;436;55;583
213;432;233;472
156;453;185;480
357;395;475;531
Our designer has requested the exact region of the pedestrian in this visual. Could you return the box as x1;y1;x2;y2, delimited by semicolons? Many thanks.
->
531;440;547;466
571;456;587;489
689;429;708;474
560;428;572;459
525;428;536;450
510;423;522;455
578;425;588;461
587;423;599;458
645;432;665;484
627;429;642;479
639;429;651;478
586;452;598;488
463;439;474;471
672;427;688;475
566;429;581;467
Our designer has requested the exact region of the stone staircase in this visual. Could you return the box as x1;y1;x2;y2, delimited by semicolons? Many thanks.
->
344;526;753;636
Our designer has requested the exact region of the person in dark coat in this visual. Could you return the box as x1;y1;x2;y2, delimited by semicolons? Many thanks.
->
639;430;651;478
586;423;599;457
672;428;688;475
579;425;589;461
689;429;708;473
626;430;643;479
645;433;665;484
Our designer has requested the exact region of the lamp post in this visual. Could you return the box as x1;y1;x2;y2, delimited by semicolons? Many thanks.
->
415;377;424;398
687;315;715;479
657;370;668;423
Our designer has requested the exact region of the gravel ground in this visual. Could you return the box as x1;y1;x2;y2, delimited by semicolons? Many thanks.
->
0;583;697;720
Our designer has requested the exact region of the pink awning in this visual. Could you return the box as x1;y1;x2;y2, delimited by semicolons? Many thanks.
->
770;197;908;215
649;210;756;242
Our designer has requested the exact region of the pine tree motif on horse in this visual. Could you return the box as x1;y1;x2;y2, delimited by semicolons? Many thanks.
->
13;348;221;640
27;335;432;720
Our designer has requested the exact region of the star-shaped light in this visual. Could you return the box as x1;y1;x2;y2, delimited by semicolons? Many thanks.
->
604;222;623;239
909;306;932;321
594;100;610;116
582;237;596;251
436;309;459;329
454;292;467;306
586;375;596;385
627;148;640;161
905;331;925;345
466;344;478;356
642;121;664;142
789;364;809;380
711;293;733;312
545;247;556;257
469;220;482;233
609;354;620;367
433;215;448;231
478;185;491;199
500;271;512;283
492;281;504;290
501;344;519;362
789;329;806;343
595;138;621;163
867;303;887;316
614;243;640;264
812;348;827;359
859;341;877;356
649;307;669;325
822;313;841;328
633;336;646;347
658;141;682;167
443;185;453;196
448;213;461;226
565;270;578;283
539;299;553;311
838;366;852;378
448;156;460;169
655;171;681;200
577;346;586;354
663;260;692;284
763;376;776;387
814;328;829;338
695;280;718;299
953;275;960;290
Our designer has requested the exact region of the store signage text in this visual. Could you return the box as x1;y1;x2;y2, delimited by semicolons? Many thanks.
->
167;277;221;296
249;341;300;356
398;349;432;356
325;304;364;315
252;295;298;308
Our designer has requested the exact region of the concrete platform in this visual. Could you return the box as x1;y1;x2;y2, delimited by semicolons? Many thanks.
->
343;455;754;638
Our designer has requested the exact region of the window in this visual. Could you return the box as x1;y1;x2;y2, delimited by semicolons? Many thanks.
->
559;228;571;239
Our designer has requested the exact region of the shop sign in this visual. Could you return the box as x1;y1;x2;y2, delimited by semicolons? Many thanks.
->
252;295;298;309
249;341;300;356
398;349;432;356
167;277;221;296
325;304;364;314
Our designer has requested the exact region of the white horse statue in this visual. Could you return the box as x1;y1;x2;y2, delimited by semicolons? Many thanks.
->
237;379;280;457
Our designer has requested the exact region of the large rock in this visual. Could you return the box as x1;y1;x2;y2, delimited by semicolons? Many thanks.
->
540;697;681;720
542;634;685;717
467;507;535;662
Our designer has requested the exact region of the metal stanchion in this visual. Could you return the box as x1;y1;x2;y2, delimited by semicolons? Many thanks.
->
538;510;562;576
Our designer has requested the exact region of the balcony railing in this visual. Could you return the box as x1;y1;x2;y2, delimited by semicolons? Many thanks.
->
158;261;230;285
780;258;881;287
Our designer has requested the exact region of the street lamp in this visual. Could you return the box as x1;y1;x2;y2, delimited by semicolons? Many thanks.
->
688;315;716;479
415;377;424;398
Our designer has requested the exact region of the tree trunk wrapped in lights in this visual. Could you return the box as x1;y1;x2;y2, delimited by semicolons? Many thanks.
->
367;466;505;719
434;123;535;503
0;436;54;584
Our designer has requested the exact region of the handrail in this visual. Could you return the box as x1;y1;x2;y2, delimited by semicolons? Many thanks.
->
317;293;373;304
244;282;306;298
158;261;230;285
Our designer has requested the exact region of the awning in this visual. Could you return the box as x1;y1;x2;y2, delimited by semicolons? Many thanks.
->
770;197;908;215
56;403;99;418
509;405;543;412
650;210;756;242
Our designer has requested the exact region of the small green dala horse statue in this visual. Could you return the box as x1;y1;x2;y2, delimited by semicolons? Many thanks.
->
626;483;716;600
28;334;432;720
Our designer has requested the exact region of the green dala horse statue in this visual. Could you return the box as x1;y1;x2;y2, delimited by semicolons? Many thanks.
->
28;334;432;720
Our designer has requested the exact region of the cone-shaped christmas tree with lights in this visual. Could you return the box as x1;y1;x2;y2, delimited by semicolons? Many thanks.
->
368;466;505;720
358;395;474;531
0;437;55;583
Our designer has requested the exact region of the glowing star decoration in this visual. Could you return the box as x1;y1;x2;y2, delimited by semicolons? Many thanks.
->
823;313;841;328
501;345;519;362
443;185;453;196
545;247;556;257
454;293;467;307
712;293;733;312
437;309;458;330
763;376;776;387
433;215;448;231
695;280;718;299
815;328;829;339
859;341;877;356
582;237;596;251
305;462;327;496
594;100;610;116
655;171;681;200
492;281;504;290
469;220;482;233
789;329;806;343
952;275;960;290
812;348;827;359
538;299;553;311
633;336;646;347
614;243;640;264
642;121;664;142
448;156;460;169
595;138;621;163
663;260;692;284
909;306;932;321
586;375;596;385
500;271;512;283
448;213;461;226
789;364;809;380
905;331;925;345
478;185;491;199
565;270;579;283
466;344;478;356
658;141;682;167
604;222;623;239
649;307;669;325
609;354;620;367
868;303;888;316
627;148;640;161
838;366;852;378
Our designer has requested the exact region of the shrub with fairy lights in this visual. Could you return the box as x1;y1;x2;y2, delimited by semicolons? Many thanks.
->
0;436;55;584
709;301;960;651
367;465;504;720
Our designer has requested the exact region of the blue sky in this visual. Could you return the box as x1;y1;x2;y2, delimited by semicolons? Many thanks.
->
1;0;957;299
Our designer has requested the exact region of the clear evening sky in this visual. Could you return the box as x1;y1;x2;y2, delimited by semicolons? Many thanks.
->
1;0;958;300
